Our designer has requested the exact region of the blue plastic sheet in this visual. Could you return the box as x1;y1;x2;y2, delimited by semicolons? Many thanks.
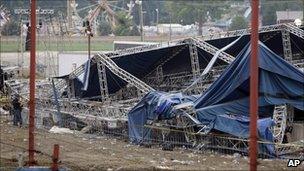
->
128;41;303;156
128;91;197;144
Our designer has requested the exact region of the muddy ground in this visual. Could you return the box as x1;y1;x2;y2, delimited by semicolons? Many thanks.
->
0;115;303;171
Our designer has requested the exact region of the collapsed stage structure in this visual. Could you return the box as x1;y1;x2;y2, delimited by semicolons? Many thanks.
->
3;22;304;158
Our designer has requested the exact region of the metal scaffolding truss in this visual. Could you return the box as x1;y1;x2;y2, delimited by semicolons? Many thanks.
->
198;23;284;41
144;45;188;79
104;41;185;58
188;42;201;79
97;62;109;102
272;105;288;143
283;23;304;39
281;30;293;61
191;38;235;63
36;98;131;120
94;52;154;94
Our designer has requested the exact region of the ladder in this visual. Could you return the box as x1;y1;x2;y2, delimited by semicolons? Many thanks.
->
95;53;154;94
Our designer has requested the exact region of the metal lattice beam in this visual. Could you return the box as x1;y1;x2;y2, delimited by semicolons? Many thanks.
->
94;52;154;94
198;23;284;41
191;38;235;63
283;23;304;39
281;30;293;61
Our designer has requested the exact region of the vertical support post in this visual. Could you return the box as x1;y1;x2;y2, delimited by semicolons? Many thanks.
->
88;29;91;60
188;41;201;93
140;1;143;41
97;62;109;102
51;144;59;171
156;66;163;83
67;0;72;30
51;79;62;127
281;30;293;61
29;0;36;166
84;20;92;60
249;0;259;171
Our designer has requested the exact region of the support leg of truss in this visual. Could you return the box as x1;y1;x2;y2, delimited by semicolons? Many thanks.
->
281;30;293;61
156;66;163;83
97;62;109;102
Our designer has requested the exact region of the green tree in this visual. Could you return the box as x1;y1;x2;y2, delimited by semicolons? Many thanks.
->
98;19;112;36
113;11;138;36
229;16;247;31
261;0;303;25
164;1;228;35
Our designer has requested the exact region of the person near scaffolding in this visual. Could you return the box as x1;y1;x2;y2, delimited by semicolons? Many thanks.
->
12;95;23;126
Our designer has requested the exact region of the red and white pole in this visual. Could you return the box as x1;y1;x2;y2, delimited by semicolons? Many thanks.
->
249;0;259;170
29;0;36;166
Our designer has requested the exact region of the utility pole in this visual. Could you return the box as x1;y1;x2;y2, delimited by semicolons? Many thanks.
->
156;8;159;34
249;0;259;171
84;20;93;60
67;0;72;31
169;12;172;41
29;0;36;166
136;0;143;41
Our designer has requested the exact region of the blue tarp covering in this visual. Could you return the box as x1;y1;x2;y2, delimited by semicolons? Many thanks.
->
128;41;303;156
193;41;303;155
128;91;197;144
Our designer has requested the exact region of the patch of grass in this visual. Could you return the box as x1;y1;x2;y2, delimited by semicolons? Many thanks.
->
0;40;113;52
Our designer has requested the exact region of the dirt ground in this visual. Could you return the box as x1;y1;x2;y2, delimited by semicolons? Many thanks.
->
0;115;303;171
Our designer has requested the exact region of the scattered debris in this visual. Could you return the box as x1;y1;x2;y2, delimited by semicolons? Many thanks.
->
49;126;75;134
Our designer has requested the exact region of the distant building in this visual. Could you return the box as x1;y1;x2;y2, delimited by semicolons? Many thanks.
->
157;24;184;34
276;11;303;24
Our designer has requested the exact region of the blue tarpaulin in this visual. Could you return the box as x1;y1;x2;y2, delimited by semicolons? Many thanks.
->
192;41;303;156
128;91;197;144
128;41;303;156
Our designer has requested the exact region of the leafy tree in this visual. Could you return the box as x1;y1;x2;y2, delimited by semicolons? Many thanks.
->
229;16;247;31
98;19;112;36
164;1;228;35
113;11;138;36
261;0;303;25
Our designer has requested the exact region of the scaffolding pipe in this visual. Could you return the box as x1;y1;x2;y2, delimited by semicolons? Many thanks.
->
249;0;259;170
28;0;36;166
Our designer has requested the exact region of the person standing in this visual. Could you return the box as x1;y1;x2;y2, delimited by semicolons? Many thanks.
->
12;95;23;126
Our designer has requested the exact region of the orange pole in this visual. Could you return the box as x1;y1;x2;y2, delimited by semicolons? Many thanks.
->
51;144;60;171
29;0;36;166
249;0;259;171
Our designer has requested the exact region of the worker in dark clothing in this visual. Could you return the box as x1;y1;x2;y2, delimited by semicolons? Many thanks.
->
12;95;23;126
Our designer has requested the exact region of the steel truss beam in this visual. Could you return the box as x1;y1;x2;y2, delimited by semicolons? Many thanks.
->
283;23;304;39
281;30;293;61
191;38;235;63
198;23;285;41
97;62;109;102
94;52;154;94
